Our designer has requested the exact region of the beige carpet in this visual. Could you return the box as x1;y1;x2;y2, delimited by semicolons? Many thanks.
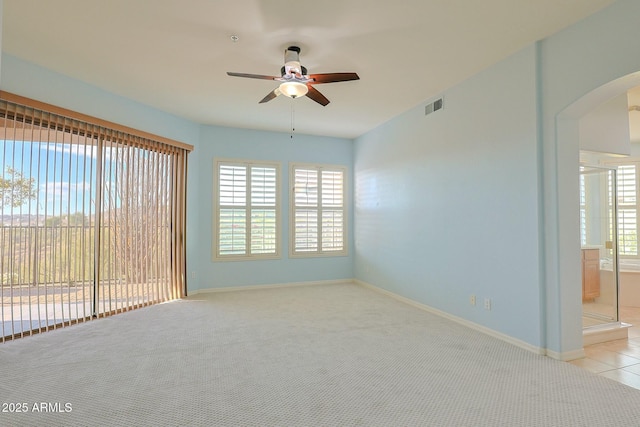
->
1;282;640;426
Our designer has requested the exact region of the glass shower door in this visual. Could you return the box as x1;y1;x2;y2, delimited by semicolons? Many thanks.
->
580;166;619;328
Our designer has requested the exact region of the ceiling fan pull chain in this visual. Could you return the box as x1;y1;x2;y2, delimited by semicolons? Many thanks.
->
291;101;295;140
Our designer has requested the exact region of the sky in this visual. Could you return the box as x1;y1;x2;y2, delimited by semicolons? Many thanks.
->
0;140;97;218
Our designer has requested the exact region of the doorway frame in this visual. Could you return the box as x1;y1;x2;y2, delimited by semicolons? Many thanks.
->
554;72;640;358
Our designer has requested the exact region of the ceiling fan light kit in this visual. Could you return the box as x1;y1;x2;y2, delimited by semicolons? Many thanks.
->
279;81;308;98
227;45;359;106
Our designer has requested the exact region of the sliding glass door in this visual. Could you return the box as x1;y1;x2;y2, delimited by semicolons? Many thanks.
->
0;96;189;341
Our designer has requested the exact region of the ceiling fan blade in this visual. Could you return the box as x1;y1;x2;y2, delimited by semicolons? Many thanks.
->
309;72;360;84
227;72;278;80
259;88;281;104
306;86;330;106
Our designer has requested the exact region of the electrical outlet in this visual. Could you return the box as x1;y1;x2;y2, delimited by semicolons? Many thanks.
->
470;295;476;306
191;271;196;279
484;298;492;311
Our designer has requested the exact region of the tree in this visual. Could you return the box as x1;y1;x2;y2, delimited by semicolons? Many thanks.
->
0;166;37;209
67;212;89;226
45;216;63;227
102;147;170;285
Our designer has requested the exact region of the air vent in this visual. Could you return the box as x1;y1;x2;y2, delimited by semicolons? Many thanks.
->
425;98;444;116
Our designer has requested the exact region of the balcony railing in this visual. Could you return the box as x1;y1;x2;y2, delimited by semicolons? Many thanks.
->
1;224;171;340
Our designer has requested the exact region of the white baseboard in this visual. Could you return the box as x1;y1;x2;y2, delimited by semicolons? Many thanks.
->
546;348;585;361
188;279;350;295
354;279;548;357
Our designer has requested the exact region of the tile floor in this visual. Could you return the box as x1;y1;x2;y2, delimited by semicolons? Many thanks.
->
569;306;640;390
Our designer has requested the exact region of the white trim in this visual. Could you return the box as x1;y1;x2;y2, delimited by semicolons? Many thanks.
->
546;348;586;362
354;279;548;357
188;279;350;295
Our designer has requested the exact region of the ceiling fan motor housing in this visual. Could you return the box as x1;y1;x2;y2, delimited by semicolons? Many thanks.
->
281;66;307;77
285;46;301;60
284;46;304;77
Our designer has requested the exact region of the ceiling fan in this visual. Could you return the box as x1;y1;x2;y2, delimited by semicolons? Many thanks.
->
227;46;359;106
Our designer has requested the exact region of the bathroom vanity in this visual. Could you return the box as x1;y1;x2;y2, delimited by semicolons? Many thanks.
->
581;248;601;301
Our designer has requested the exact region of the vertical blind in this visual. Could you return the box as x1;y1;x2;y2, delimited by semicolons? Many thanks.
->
0;93;191;341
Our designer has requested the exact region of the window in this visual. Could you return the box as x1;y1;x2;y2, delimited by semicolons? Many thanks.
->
213;159;280;260
603;160;639;257
290;163;346;257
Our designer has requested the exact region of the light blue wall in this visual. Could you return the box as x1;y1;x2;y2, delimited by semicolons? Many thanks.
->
189;125;354;291
0;55;199;146
354;46;542;347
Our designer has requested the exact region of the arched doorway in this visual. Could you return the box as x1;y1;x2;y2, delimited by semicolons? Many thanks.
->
557;72;640;353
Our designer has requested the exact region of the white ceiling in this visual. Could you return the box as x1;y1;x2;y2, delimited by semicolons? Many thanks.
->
2;0;617;139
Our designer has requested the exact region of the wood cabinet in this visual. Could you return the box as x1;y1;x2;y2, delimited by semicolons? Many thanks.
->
582;248;600;301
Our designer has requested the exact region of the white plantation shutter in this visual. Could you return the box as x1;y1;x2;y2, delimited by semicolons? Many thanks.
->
321;170;344;251
617;164;637;256
291;164;346;256
215;160;280;259
603;160;640;257
295;210;318;251
294;168;318;251
219;165;247;255
580;173;587;247
250;167;277;254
